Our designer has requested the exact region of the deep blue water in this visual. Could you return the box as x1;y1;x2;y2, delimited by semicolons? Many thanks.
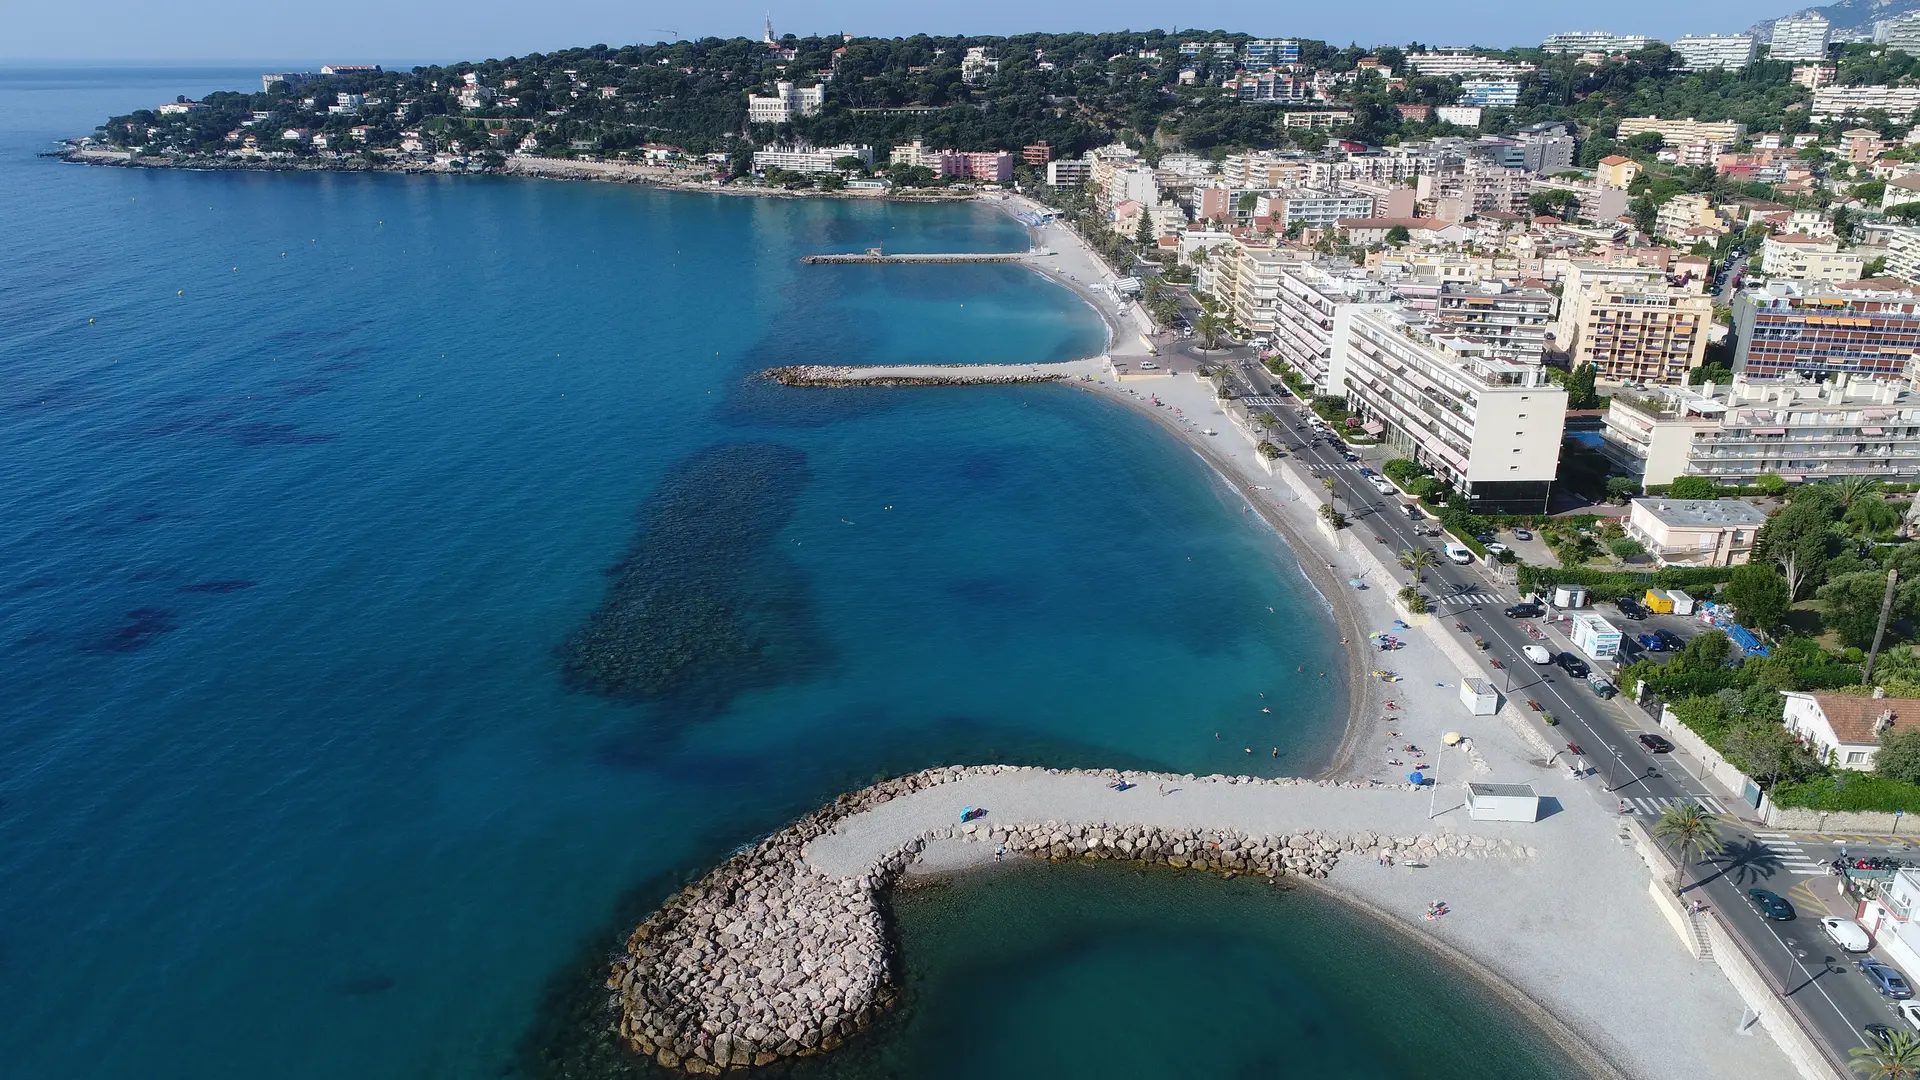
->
0;67;1572;1080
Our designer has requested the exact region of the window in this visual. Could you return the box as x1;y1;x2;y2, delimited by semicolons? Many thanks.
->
1846;751;1869;766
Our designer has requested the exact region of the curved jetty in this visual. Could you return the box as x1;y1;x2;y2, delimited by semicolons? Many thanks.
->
765;359;1104;388
608;764;1529;1073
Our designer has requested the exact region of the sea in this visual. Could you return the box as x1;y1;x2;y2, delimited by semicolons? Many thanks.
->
0;67;1584;1079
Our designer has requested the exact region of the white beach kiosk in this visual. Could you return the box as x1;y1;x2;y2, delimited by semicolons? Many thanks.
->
1458;677;1498;716
1465;783;1542;822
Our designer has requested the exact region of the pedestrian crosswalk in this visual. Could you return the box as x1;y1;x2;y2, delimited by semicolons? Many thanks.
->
1301;462;1370;472
1431;591;1503;608
1622;794;1731;817
1240;394;1287;404
1753;831;1829;876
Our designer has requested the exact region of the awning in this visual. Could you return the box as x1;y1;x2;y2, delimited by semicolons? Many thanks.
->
1750;427;1787;436
1363;420;1385;435
1863;426;1887;436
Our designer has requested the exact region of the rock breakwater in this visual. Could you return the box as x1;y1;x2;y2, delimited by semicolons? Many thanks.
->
765;364;1078;388
607;764;1528;1073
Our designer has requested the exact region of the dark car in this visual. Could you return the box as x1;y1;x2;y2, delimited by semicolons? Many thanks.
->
1505;602;1544;619
1637;733;1674;754
1358;467;1376;477
1865;1024;1897;1048
1342;452;1360;462
1655;629;1686;650
1636;632;1667;652
1863;959;1915;1000
1474;532;1496;544
1615;597;1648;620
1555;652;1590;678
1748;888;1796;921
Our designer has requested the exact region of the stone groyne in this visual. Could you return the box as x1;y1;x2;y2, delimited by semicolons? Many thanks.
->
607;764;1528;1074
763;359;1102;388
799;252;1027;264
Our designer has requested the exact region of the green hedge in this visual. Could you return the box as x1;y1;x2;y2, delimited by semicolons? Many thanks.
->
1515;564;1736;598
1770;772;1920;812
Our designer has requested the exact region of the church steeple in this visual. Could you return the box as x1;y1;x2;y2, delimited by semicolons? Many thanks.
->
763;13;775;45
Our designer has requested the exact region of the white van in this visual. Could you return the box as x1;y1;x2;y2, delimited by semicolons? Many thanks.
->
1444;542;1474;565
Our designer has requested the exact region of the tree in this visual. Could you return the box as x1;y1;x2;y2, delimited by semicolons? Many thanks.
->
1631;194;1659;236
1844;495;1904;540
1851;1030;1920;1080
831;154;869;173
1877;728;1920;786
1832;475;1885;511
1720;563;1790;631
1726;722;1816;790
1605;476;1641;504
1398;547;1439;583
1755;486;1842;599
1650;802;1724;893
1318;504;1346;529
1668;476;1716;499
1194;312;1227;350
1385;224;1410;247
1755;473;1789;497
1135;210;1153;246
1819;570;1920;649
1610;537;1646;561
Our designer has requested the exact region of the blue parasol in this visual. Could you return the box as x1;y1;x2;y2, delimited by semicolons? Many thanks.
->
1407;771;1425;785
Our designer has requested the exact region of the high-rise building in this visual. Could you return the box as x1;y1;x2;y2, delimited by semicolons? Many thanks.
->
1885;227;1920;285
1732;280;1920;380
1811;85;1920;120
1670;34;1757;70
1404;52;1535;78
1458;78;1520;108
1261;259;1395;392
1540;31;1653;53
1336;305;1567;513
1769;13;1832;62
1882;13;1920;53
1556;262;1713;384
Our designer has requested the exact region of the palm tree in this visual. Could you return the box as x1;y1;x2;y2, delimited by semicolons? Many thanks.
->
1830;475;1884;511
1852;1031;1920;1079
1651;802;1725;894
1321;475;1339;515
1399;548;1439;583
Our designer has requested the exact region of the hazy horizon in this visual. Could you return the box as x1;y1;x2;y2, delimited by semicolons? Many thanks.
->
7;1;1779;65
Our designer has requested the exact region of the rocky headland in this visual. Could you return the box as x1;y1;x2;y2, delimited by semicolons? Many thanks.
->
607;763;1528;1074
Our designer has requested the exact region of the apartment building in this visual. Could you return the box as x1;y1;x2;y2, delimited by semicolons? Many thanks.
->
1228;71;1314;102
1596;155;1641;189
1811;85;1920;120
1337;305;1568;513
1601;374;1920;485
1478;122;1577;175
1541;31;1653;53
1405;52;1536;78
1436;106;1484;128
1762;233;1867;283
1557;262;1712;384
1459;78;1520;108
1623;498;1768;566
1733;279;1920;380
1671;34;1757;69
1264;261;1395;393
1214;242;1313;339
751;143;871;174
747;81;824;124
1883;13;1920;53
1769;13;1833;62
1244;39;1302;68
1046;158;1092;187
1615;116;1747;145
1260;188;1376;229
1530;176;1629;223
1886;227;1920;284
1428;281;1557;363
1654;193;1719;242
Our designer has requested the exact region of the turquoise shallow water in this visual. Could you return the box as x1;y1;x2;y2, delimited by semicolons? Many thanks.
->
0;67;1566;1080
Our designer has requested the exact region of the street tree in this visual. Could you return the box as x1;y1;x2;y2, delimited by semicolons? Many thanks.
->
1650;802;1725;894
1398;547;1439;583
1720;563;1791;631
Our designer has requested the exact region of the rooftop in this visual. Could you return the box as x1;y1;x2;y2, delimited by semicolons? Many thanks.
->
1804;693;1920;745
1630;498;1769;529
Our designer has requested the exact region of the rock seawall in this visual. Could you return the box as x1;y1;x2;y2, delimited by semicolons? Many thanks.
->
764;364;1071;388
607;764;1525;1074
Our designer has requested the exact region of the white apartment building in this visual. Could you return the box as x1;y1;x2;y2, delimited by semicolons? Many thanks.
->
1428;281;1557;364
1404;52;1536;78
1812;85;1920;120
1046;159;1092;188
1615;116;1747;145
751;143;871;174
1541;31;1653;54
1883;13;1920;54
1671;34;1757;69
1459;78;1520;108
747;81;824;125
1261;188;1376;229
1436;106;1483;128
1886;226;1920;284
1265;261;1396;393
1769;13;1833;62
1600;374;1920;486
1761;232;1867;283
1337;305;1568;513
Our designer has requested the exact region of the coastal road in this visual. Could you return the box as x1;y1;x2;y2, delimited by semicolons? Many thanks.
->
1218;356;1904;1071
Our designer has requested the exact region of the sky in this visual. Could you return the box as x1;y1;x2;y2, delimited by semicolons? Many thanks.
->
3;0;1785;64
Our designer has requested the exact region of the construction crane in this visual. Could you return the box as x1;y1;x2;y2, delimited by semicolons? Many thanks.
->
649;28;681;42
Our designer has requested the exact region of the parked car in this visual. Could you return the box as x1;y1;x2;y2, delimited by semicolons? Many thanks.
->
1512;527;1533;541
1637;732;1674;754
1636;632;1666;652
1342;451;1360;462
1505;603;1544;619
1474;532;1496;544
1586;674;1617;698
1357;467;1376;477
1655;629;1686;650
1863;959;1915;1000
1866;1023;1897;1048
1822;917;1872;953
1486;542;1510;556
1370;478;1396;496
1555;652;1590;678
1748;888;1795;921
1897;1000;1920;1032
1615;597;1647;620
1522;644;1553;665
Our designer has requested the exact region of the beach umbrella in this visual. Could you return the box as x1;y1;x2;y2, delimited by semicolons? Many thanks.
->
1407;771;1425;785
1442;731;1464;746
